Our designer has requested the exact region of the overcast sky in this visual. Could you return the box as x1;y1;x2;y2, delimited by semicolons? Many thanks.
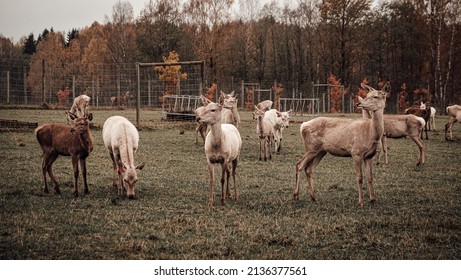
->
0;0;147;43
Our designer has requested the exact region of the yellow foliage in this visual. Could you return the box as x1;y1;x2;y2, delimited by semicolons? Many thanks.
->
154;51;188;98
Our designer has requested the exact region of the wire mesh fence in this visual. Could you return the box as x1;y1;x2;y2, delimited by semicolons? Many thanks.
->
1;59;380;117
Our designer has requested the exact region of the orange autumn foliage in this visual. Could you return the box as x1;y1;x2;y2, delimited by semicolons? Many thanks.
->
154;51;188;107
56;87;71;108
245;86;254;109
272;83;284;110
399;83;409;114
205;83;217;101
413;87;431;105
327;74;342;113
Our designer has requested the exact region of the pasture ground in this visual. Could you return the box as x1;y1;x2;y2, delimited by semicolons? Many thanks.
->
0;108;460;259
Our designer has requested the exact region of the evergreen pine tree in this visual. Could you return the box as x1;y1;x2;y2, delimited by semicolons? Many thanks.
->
23;33;36;55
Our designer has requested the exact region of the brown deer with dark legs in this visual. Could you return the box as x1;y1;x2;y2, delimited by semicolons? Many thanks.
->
35;113;94;197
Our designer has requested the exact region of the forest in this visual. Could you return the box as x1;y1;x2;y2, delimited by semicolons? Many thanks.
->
0;0;460;113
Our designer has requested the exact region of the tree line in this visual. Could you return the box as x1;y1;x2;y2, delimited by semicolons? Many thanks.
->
0;0;460;113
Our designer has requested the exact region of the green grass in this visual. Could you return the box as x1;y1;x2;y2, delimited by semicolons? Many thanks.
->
0;108;460;259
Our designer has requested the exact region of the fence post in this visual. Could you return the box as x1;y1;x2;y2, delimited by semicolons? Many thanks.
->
24;66;28;104
117;67;121;104
72;75;76;99
42;60;45;104
240;80;244;109
147;73;151;107
341;87;345;113
6;71;10;104
91;78;95;107
136;63;140;126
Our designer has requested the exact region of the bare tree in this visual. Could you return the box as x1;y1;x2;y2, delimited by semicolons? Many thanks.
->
183;0;234;82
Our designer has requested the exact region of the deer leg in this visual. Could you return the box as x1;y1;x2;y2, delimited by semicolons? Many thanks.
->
115;154;124;196
259;138;263;161
424;123;429;140
72;156;79;197
277;128;283;153
410;136;425;166
306;153;326;202
109;152;117;189
294;151;323;201
382;135;388;165
445;119;456;141
220;162;228;205
263;137;268;161
231;159;238;201
41;153;50;193
225;164;231;200
353;156;364;207
268;135;272;160
80;158;89;194
207;162;215;208
45;153;60;194
273;133;279;153
364;157;376;204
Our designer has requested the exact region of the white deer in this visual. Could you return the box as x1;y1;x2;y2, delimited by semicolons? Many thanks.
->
102;116;145;199
195;100;242;207
294;83;389;206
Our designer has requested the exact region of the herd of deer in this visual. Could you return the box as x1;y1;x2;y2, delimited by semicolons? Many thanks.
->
34;86;461;208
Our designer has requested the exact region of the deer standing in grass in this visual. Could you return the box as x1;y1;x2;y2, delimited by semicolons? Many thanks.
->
35;113;93;197
294;83;389;206
253;106;274;161
445;104;461;141
195;100;242;208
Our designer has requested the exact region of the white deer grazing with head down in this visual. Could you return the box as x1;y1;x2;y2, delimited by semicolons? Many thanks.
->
195;99;242;208
102;116;145;199
294;83;389;206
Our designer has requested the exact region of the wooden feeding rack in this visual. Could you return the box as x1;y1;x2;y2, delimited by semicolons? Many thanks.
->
161;95;202;121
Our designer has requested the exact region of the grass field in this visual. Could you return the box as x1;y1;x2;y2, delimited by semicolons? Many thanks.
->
0;108;460;260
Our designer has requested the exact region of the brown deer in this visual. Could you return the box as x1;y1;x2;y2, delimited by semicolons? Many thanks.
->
35;113;94;197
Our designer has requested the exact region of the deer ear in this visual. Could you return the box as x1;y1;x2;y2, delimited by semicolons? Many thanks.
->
200;95;211;105
66;111;77;121
382;82;391;93
86;113;93;121
136;162;145;171
361;83;375;92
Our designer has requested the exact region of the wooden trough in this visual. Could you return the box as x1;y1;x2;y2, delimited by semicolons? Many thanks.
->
161;95;202;121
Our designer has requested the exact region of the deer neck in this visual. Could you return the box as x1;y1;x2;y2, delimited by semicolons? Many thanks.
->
78;131;93;154
257;115;264;136
119;130;134;169
209;121;224;148
370;108;384;143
